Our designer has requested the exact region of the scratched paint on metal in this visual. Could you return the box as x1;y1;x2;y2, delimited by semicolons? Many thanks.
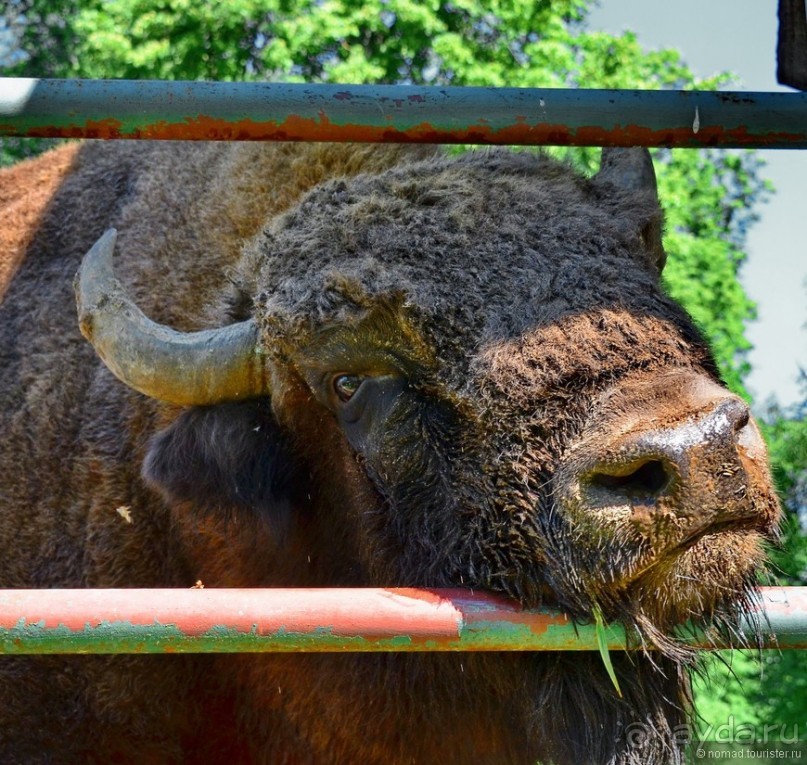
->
0;618;628;655
1;587;805;654
2;79;806;148
0;620;422;655
6;114;806;149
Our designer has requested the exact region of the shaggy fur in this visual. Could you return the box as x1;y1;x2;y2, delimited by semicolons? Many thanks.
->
0;143;80;299
0;141;779;765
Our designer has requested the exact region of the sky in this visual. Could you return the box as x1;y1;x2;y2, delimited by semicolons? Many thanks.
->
587;0;806;409
0;1;802;405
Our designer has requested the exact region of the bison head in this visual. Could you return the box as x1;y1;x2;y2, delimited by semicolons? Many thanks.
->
75;147;780;764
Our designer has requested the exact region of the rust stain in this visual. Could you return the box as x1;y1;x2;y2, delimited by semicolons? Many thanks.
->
413;588;571;638
6;117;128;140
3;115;805;148
462;605;570;637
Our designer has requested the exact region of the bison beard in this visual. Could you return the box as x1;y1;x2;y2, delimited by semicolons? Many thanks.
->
0;140;780;765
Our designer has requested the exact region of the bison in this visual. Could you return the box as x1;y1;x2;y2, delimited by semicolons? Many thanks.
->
0;139;780;765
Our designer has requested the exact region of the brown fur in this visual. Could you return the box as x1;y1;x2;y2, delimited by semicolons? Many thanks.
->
0;141;779;765
0;142;80;299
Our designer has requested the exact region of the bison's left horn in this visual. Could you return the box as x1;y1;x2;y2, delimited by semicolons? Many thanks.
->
74;229;267;406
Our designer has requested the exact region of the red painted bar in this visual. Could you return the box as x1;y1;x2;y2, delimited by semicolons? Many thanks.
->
0;587;804;654
2;588;465;639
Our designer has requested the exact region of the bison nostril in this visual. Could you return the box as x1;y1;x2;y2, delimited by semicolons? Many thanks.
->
587;459;672;503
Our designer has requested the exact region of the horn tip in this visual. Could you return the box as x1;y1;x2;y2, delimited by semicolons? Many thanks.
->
75;228;120;337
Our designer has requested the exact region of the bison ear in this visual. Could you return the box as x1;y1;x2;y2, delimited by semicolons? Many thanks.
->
593;147;666;272
595;147;658;198
143;401;294;533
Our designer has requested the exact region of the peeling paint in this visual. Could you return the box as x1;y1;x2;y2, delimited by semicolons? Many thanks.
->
1;79;805;148
6;115;805;148
0;587;803;655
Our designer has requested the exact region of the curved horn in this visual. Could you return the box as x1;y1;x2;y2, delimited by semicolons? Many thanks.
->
75;229;267;406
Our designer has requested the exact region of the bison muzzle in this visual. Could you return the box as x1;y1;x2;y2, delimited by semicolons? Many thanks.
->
0;140;780;765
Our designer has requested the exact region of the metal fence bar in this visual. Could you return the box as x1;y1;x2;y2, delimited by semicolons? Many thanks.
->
2;78;805;658
1;78;806;148
0;587;804;655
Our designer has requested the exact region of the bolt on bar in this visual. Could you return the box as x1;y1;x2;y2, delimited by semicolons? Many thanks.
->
0;587;804;655
1;78;806;148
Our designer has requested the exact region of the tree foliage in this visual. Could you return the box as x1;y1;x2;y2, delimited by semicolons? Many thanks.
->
688;377;807;737
3;0;805;738
3;0;769;395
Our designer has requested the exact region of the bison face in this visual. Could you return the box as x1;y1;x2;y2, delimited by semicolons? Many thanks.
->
265;304;779;650
77;147;779;640
75;146;780;762
235;147;777;650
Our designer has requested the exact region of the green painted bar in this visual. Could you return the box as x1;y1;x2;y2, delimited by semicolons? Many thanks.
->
0;587;804;655
1;78;806;148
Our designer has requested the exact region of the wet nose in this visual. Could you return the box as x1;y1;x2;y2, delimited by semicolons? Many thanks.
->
578;397;753;512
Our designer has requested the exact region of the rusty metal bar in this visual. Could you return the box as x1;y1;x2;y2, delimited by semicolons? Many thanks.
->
0;587;804;655
1;78;806;148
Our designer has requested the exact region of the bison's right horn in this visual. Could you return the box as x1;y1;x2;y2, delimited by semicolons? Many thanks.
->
75;229;268;406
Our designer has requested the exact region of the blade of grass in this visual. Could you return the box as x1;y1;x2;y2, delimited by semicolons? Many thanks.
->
593;604;623;698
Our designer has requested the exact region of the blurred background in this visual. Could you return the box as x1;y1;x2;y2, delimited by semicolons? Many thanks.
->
1;0;805;745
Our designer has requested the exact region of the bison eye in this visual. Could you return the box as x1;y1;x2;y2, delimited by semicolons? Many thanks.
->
332;374;364;403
